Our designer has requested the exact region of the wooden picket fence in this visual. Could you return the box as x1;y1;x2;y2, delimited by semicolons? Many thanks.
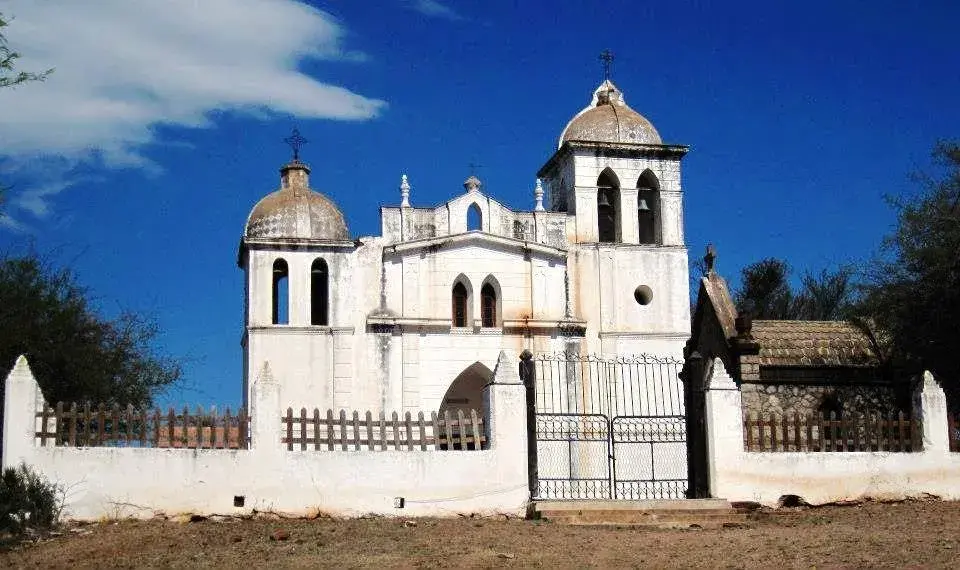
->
34;403;249;449
950;413;960;453
281;408;486;451
743;411;916;452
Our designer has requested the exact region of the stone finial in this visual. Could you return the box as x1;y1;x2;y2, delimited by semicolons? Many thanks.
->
492;350;521;385
10;354;34;379
706;357;737;390
534;179;545;211
913;370;948;452
400;174;411;207
914;370;946;406
256;361;276;385
464;175;482;193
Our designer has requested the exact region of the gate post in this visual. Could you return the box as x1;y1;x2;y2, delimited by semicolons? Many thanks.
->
519;350;537;499
682;350;709;498
704;357;744;499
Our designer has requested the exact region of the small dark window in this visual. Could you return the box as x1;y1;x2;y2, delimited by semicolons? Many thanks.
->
634;285;653;306
481;283;497;327
272;258;289;325
311;258;329;326
452;282;468;327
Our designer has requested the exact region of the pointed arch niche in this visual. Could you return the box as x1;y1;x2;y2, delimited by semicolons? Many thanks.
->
451;274;473;328
467;203;483;232
480;275;502;328
637;169;661;245
271;258;289;325
597;168;620;243
438;361;492;449
311;258;329;326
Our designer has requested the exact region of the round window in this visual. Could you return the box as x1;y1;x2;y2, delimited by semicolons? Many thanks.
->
634;285;653;306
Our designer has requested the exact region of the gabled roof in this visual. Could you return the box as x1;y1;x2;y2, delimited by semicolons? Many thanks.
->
752;320;881;368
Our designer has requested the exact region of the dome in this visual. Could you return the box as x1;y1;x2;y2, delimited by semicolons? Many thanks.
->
244;162;350;241
559;80;661;148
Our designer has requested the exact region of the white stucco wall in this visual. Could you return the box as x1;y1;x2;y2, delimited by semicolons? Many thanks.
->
2;354;530;521
704;360;960;505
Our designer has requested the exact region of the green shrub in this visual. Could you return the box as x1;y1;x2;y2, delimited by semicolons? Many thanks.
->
0;464;62;537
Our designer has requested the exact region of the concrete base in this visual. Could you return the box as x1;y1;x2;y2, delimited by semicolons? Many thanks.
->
533;499;749;528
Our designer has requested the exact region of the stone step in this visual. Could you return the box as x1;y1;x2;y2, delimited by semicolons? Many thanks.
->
533;499;751;528
535;498;734;512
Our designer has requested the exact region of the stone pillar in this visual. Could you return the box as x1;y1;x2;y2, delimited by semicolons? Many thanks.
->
250;362;281;455
483;351;530;501
2;356;42;469
913;370;949;454
619;187;639;244
703;357;744;499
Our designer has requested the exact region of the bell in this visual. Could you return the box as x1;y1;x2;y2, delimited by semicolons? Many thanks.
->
597;192;612;208
637;198;651;212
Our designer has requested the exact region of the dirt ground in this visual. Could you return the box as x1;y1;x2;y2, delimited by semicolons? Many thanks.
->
2;500;959;569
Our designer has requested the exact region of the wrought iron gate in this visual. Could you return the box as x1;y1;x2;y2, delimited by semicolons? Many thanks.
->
528;353;687;501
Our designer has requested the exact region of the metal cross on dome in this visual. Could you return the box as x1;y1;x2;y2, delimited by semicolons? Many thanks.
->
284;128;308;162
599;49;614;81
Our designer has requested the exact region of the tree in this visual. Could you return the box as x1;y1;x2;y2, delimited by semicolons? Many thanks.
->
734;258;793;319
859;141;960;398
0;13;50;88
1;12;52;209
734;257;855;320
0;253;182;449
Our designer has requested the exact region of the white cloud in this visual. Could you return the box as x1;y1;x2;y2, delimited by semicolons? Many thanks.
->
405;0;463;20
0;0;386;227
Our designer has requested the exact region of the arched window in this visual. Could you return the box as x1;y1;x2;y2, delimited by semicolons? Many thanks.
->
452;281;469;327
637;170;661;245
597;169;620;243
480;283;497;327
467;203;482;232
272;258;289;325
311;258;329;326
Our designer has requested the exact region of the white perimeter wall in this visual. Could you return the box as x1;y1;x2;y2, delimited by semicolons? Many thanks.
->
2;353;530;521
704;360;960;505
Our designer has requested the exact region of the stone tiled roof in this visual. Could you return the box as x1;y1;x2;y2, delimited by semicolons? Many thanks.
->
559;80;661;148
751;320;881;368
244;161;350;241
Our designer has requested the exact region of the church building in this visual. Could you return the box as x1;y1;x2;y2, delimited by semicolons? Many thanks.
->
238;77;692;418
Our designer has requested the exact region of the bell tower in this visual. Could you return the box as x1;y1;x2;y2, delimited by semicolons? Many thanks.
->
536;54;692;357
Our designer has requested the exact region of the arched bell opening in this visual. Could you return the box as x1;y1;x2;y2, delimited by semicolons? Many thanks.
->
637;169;661;245
597;168;620;243
311;258;329;326
272;258;289;325
438;362;492;450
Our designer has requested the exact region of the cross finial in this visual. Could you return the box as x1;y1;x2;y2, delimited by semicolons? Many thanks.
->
599;49;614;81
704;244;717;275
468;161;484;176
283;128;308;162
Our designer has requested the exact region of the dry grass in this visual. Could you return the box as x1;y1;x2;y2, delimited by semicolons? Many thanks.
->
3;500;960;569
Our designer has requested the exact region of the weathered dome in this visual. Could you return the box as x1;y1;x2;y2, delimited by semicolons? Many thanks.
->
559;80;661;148
244;162;350;241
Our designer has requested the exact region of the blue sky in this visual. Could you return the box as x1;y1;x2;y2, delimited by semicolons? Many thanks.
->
1;0;958;406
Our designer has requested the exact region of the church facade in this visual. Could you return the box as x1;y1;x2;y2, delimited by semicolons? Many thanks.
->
238;79;692;417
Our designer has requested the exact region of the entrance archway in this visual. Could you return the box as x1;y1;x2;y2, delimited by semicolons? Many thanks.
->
438;362;492;449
